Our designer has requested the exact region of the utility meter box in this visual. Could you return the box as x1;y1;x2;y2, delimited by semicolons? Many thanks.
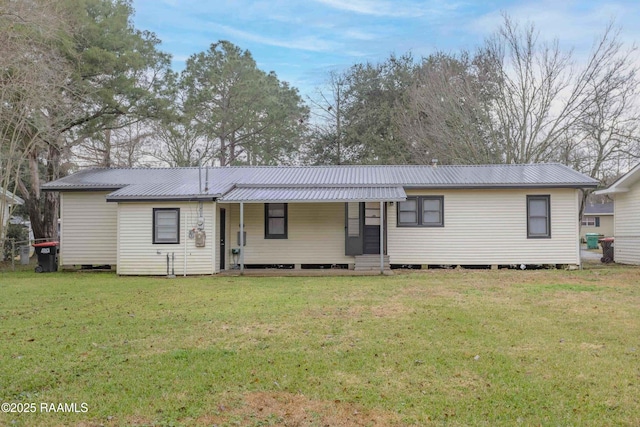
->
195;230;206;247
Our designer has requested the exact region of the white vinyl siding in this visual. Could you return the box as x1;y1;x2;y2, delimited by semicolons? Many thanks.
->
59;192;117;266
228;202;353;265
388;188;580;265
117;202;215;275
612;183;640;265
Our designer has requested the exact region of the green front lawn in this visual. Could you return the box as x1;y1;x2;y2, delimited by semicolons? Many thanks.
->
0;267;639;426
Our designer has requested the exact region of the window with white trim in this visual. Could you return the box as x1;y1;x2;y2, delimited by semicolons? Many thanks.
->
581;216;599;227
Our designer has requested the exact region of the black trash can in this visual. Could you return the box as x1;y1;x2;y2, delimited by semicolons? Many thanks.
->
32;241;59;273
599;238;614;264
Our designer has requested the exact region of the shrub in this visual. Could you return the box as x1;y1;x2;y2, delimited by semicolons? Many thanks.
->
3;223;29;260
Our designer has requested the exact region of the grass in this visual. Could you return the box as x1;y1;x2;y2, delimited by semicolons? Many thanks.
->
0;266;639;426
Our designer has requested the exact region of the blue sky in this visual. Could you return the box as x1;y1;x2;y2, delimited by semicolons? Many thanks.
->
132;0;640;100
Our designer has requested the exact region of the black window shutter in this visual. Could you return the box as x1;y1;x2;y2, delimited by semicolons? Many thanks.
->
595;217;600;227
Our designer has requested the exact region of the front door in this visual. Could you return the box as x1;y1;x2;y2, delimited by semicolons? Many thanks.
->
219;208;226;270
345;202;364;255
363;202;380;254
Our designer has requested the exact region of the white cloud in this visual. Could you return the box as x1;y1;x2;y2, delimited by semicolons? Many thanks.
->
312;0;425;17
211;24;340;52
470;1;639;48
343;29;378;41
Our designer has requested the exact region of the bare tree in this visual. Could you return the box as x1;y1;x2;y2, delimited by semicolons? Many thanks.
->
0;0;77;241
483;16;638;166
304;71;349;165
73;120;156;167
396;51;503;164
573;26;640;182
2;0;171;240
150;119;214;167
485;16;574;163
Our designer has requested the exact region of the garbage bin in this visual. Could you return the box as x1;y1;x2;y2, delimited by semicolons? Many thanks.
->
586;233;600;250
20;245;30;265
32;241;58;273
599;237;614;263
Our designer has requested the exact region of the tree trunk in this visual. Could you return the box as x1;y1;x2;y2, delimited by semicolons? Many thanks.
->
103;128;112;167
17;144;61;241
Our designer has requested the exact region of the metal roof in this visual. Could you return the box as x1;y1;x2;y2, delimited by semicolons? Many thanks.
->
43;163;598;202
584;202;614;215
220;186;407;203
106;182;218;201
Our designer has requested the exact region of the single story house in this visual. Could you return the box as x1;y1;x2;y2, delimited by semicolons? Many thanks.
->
42;163;598;275
581;201;614;241
595;163;640;265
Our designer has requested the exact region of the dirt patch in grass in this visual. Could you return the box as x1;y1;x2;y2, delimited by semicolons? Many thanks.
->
370;302;411;318
197;391;402;426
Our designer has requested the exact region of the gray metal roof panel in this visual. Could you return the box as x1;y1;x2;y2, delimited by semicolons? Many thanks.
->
584;202;614;215
43;167;236;196
229;164;597;187
219;186;407;203
43;163;598;200
105;182;219;201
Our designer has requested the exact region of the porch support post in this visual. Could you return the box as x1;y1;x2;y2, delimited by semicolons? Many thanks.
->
380;200;384;274
240;202;244;274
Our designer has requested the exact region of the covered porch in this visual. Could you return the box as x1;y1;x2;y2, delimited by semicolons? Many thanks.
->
216;185;406;274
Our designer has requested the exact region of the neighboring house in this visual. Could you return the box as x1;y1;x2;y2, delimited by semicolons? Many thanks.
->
581;202;614;240
42;164;598;275
595;163;640;265
0;189;25;260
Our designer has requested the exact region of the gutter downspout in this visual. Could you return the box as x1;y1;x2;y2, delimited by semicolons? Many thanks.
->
240;202;244;274
577;189;582;270
184;223;188;277
211;201;216;275
380;200;384;274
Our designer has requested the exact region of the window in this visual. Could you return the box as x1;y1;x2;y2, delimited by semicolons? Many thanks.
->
365;202;381;226
265;203;288;239
527;195;550;238
153;208;180;244
397;196;444;227
581;216;599;227
422;198;443;226
347;202;360;237
398;199;418;225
